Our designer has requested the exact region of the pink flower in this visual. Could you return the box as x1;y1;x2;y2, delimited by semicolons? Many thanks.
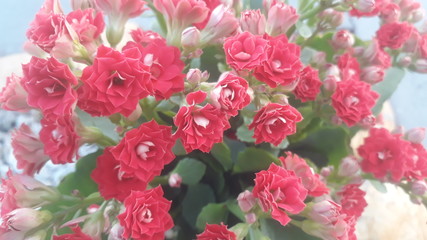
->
337;184;367;220
95;0;146;19
253;164;307;226
11;124;49;176
331;79;379;127
131;28;165;46
223;31;269;71
358;38;392;68
376;22;413;49
209;72;251;117
66;8;105;45
337;53;361;81
117;187;174;240
358;128;412;181
200;5;239;45
249;103;303;146
253;35;303;88
349;0;386;17
0;74;31;112
379;3;401;23
193;0;221;30
360;65;385;84
237;190;256;212
331;30;355;49
39;115;80;164
240;9;266;35
404;143;427;180
91;147;148;202
280;152;329;197
77;45;152;117
122;40;185;100
26;11;65;53
265;2;298;36
174;101;230;153
293;66;322;102
21;56;78;116
197;223;237;240
153;0;209;29
2;208;51;233
109;120;175;182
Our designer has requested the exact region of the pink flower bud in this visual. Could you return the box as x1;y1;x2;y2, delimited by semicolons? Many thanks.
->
0;74;31;112
240;9;266;35
309;200;342;225
325;64;340;77
95;0;146;19
237;190;256;212
3;208;52;232
200;5;239;45
398;55;412;67
272;94;289;105
71;0;97;10
403;30;421;53
323;75;339;92
318;9;343;28
354;0;375;13
181;27;200;50
332;30;355;49
338;156;360;177
126;104;142;122
187;68;203;84
320;166;334;177
108;223;124;240
245;213;257;224
414;59;427;73
411;180;427;195
266;2;298;36
409;8;425;23
380;3;401;24
168;173;182;188
361;66;385;84
406;128;426;144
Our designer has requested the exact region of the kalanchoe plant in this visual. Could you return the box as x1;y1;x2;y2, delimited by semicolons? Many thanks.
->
1;0;427;239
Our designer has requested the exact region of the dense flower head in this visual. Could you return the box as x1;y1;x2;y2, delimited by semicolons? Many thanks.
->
249;103;303;146
21;56;78;116
223;31;269;71
174;100;230;153
197;223;237;240
91;147;148;202
358;127;412;181
77;45;152;117
376;22;413;49
331;79;379;127
293;66;322;102
209;72;252;117
254;34;303;88
117;187;173;240
39;115;80;164
11;124;49;176
122;40;185;100
26;11;65;53
337;184;367;220
110;120;175;182
280;152;329;197
253;163;308;226
0;74;30;112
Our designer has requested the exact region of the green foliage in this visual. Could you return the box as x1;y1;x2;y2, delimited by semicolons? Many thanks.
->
233;147;279;173
236;124;256;143
372;67;406;115
260;219;321;240
172;158;207;185
211;143;233;171
182;184;216;228
196;203;229;231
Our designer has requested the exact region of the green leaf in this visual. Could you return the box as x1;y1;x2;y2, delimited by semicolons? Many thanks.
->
172;158;207;185
372;67;405;115
260;219;320;240
230;223;250;240
58;150;102;196
196;203;229;231
182;184;216;228
296;21;313;38
369;179;388;193
300;47;316;65
76;109;119;141
226;200;245;221
233;147;279;173
248;227;271;240
211;143;233;171
305;32;335;61
236;124;255;143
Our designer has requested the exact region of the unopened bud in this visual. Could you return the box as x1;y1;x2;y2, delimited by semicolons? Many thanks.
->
266;3;299;36
411;180;427;196
168;173;182;188
398;55;412;67
272;94;289;105
332;30;355;49
320;166;334;177
240;9;266;35
406;128;426;144
318;9;343;28
325;64;340;77
414;59;427;73
323;75;339;92
71;0;96;10
245;213;257;224
181;27;200;50
355;0;375;13
108;223;124;240
409;8;425;23
361;66;385;84
237;190;256;212
309;200;341;225
187;68;202;85
4;208;52;232
338;156;360;177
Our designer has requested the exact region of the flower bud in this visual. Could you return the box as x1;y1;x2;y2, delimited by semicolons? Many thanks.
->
409;8;425;23
338;156;360;177
398;55;412;67
240;9;266;35
200;5;239;45
323;75;339;92
0;74;31;112
245;213;257;224
187;68;202;84
266;2;299;36
320;166;334;177
361;66;385;84
354;0;375;13
309;200;341;225
272;94;289;105
181;27;200;50
168;173;182;188
237;190;256;212
318;9;343;28
414;59;427;73
332;30;355;49
325;64;340;77
380;3;401;24
108;223;124;240
406;128;426;144
411;180;427;196
4;208;52;232
71;0;96;10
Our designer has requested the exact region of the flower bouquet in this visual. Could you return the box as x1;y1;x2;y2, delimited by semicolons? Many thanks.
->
1;0;427;239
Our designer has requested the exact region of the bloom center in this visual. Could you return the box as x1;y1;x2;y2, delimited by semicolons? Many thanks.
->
194;115;210;128
139;206;153;223
344;96;359;107
136;141;155;159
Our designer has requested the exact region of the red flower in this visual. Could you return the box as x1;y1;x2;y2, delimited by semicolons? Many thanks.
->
253;164;307;226
117;187;174;240
197;223;236;240
280;152;329;197
337;53;361;81
21;56;78;116
376;22;413;49
349;0;386;17
223;31;269;71
123;40;185;100
0;74;30;112
254;35;303;88
404;143;427;180
91;147;148;202
110;120;175;182
331;79;379;127
66;8;104;44
358;128;412;181
337;184;367;220
209;72;252;117
77;45;152;117
26;11;65;53
131;28;165;46
39;115;80;164
174;103;230;153
53;226;92;240
293;66;322;102
248;103;303;146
